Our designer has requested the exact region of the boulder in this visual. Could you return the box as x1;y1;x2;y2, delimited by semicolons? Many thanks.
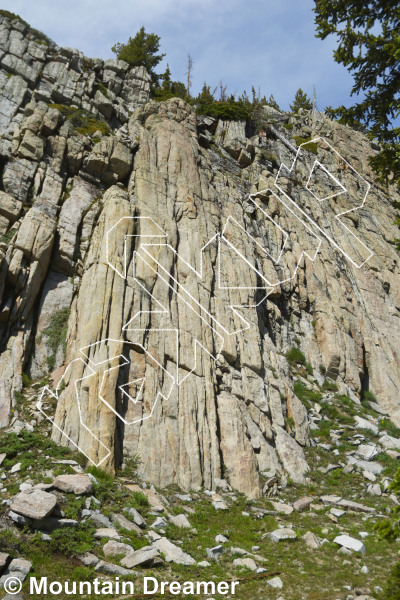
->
52;474;93;495
125;484;165;512
354;416;379;435
206;545;224;561
10;489;57;520
271;501;294;515
110;512;143;534
102;540;133;558
270;528;297;542
302;531;321;549
380;434;400;450
0;557;32;588
125;506;146;528
267;576;284;589
0;191;22;223
94;528;121;540
233;557;257;571
334;534;366;554
78;553;99;567
18;130;45;161
94;561;133;576
152;536;196;565
274;426;310;483
170;514;191;529
121;546;161;568
293;497;314;512
109;141;132;180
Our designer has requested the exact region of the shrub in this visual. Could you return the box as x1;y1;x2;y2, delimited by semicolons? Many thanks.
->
286;347;306;365
383;562;400;599
41;307;70;370
111;27;165;85
48;104;110;137
49;523;95;556
196;101;251;122
0;227;17;245
290;88;313;112
293;136;318;155
361;390;377;402
285;416;295;430
294;381;323;404
322;379;338;392
22;373;31;387
131;491;150;508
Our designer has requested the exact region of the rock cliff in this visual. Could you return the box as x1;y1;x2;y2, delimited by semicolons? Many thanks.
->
0;13;399;499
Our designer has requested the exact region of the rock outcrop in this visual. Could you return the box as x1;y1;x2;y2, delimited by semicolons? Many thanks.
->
0;13;399;499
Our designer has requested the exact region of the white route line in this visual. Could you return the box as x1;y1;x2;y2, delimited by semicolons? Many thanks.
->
38;135;374;465
274;136;374;268
36;340;175;466
106;216;167;279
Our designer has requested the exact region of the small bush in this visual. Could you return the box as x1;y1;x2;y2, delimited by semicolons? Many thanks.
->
319;365;326;375
48;104;111;137
294;136;318;155
131;491;150;508
22;373;31;387
196;101;251;121
294;381;323;404
41;307;70;370
383;561;400;599
95;82;109;97
0;227;17;245
362;390;377;402
379;418;400;438
322;379;338;392
286;347;306;365
285;416;295;430
49;523;95;556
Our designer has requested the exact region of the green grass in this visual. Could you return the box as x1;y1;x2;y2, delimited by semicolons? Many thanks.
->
0;226;17;245
293;136;319;154
41;307;70;370
322;379;338;392
0;430;85;482
294;381;323;404
129;490;150;509
48;104;111;137
379;418;400;438
286;347;306;365
48;524;96;556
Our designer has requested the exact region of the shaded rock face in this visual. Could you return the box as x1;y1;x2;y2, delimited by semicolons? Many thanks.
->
0;15;399;498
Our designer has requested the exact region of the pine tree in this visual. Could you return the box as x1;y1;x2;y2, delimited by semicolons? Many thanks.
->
161;65;172;90
111;27;165;85
196;83;215;105
290;88;313;112
314;0;400;186
314;0;400;250
266;94;281;111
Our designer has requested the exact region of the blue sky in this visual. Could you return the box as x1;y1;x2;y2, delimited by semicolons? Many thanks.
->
3;0;356;110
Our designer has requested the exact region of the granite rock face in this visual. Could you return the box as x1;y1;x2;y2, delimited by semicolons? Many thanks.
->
0;14;399;498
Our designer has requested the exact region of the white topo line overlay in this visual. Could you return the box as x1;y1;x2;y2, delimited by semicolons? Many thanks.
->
274;136;373;268
37;136;374;463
